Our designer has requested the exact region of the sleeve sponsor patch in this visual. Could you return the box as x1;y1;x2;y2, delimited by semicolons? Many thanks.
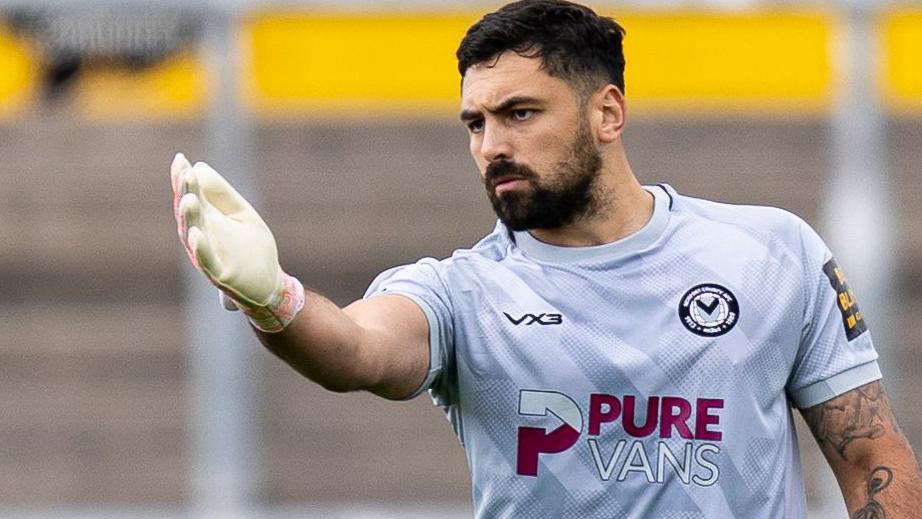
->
822;258;868;341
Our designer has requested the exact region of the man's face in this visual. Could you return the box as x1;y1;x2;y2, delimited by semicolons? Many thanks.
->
460;52;603;231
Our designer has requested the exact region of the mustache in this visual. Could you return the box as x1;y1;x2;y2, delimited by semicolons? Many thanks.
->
484;160;538;188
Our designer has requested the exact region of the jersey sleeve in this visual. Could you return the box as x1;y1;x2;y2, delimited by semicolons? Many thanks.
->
786;220;881;409
363;257;454;401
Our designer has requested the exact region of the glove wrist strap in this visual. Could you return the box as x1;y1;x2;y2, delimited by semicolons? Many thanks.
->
239;272;306;333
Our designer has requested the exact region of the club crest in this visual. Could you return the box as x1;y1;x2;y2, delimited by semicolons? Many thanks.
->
678;284;740;337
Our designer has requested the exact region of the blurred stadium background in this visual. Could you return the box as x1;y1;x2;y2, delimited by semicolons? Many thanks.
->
0;0;920;517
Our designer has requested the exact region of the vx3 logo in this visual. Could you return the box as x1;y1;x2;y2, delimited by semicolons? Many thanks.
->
503;312;563;326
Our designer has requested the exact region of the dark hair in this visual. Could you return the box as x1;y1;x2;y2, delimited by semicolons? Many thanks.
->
457;0;626;96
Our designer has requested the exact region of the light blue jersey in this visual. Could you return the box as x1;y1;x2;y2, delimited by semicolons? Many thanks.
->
364;184;880;518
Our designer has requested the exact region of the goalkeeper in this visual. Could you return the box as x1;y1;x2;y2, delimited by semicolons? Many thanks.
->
171;0;922;517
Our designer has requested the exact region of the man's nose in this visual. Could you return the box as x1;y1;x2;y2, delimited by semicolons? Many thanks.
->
481;122;513;163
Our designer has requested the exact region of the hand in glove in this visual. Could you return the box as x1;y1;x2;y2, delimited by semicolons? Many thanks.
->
171;153;304;333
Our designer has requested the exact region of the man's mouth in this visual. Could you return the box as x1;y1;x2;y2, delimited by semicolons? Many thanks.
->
493;175;521;186
493;177;529;194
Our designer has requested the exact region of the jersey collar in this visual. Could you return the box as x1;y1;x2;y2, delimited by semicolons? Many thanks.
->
511;184;672;263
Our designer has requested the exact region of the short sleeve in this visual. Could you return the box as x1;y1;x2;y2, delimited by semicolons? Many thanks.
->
786;220;881;408
364;257;454;401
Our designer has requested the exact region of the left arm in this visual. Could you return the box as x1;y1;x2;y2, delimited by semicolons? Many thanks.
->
801;380;922;518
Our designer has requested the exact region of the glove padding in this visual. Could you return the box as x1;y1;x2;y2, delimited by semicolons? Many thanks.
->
171;153;304;332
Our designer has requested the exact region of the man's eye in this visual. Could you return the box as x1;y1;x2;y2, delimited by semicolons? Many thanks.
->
467;119;484;133
511;109;534;121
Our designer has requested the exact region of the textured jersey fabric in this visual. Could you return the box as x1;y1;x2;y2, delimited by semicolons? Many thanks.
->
364;184;880;518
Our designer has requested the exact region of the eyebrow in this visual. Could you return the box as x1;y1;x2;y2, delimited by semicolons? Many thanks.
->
459;95;542;122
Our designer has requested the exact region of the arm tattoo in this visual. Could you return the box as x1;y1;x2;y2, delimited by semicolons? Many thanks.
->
851;466;893;519
802;382;894;461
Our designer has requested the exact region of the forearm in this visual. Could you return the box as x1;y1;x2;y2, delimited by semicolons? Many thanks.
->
803;380;922;518
253;290;379;394
253;290;430;400
837;440;922;518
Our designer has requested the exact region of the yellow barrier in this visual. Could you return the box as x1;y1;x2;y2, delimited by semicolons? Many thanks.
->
617;11;832;116
0;23;37;117
71;50;205;120
881;10;922;114
243;10;834;118
243;12;479;117
1;10;921;119
0;19;204;119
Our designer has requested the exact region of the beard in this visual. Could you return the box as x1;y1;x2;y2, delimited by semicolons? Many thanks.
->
484;122;603;232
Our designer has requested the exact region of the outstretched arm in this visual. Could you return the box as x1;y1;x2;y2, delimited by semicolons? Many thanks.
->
170;153;431;400
254;292;431;400
801;380;922;518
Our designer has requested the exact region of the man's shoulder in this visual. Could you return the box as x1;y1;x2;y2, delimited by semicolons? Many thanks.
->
376;222;512;282
669;188;810;245
446;220;514;264
363;223;512;301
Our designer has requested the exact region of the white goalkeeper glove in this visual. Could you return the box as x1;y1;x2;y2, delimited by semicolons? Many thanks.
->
170;153;305;333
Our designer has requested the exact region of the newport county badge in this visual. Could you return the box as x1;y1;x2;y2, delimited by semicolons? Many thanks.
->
678;284;740;337
822;258;868;341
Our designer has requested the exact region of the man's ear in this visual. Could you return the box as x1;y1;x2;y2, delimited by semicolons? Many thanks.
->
594;84;626;143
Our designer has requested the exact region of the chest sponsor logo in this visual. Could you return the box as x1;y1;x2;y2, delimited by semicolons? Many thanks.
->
678;283;740;337
822;258;867;341
503;312;563;326
516;389;723;487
